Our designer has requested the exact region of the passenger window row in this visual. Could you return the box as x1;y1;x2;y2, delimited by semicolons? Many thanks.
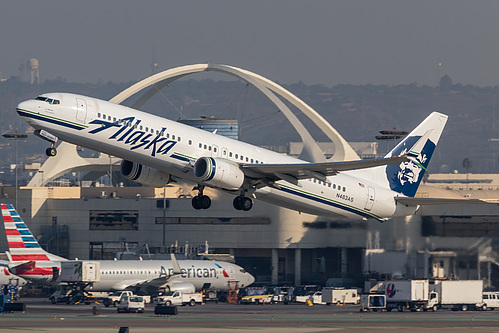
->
96;114;266;165
96;113;182;142
312;178;346;191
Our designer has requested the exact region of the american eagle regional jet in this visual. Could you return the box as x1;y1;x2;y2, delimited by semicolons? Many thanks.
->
1;204;254;292
16;93;469;222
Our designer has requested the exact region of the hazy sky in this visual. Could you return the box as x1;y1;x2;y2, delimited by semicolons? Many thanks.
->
2;0;499;86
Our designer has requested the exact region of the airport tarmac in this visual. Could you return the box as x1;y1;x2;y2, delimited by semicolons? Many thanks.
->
2;298;499;333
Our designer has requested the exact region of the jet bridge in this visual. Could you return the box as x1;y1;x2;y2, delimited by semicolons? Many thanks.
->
58;261;101;304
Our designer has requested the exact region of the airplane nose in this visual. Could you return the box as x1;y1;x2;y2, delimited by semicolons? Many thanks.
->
247;273;255;286
16;100;34;114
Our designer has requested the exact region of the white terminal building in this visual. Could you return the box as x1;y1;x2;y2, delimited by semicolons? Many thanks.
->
2;64;499;290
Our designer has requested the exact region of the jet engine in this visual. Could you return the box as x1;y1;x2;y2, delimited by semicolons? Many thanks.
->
120;160;171;187
193;157;244;190
164;281;196;294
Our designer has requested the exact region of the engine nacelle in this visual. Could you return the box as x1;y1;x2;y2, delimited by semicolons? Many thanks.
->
193;157;244;190
120;160;171;187
165;281;195;294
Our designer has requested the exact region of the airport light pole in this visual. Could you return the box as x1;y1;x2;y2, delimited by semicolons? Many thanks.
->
161;186;168;253
3;133;28;208
375;129;408;156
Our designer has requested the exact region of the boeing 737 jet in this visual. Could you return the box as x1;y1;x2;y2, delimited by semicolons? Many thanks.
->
16;93;478;221
0;260;26;287
1;204;254;292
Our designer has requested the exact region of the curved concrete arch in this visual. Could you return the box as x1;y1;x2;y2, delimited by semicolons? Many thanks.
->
110;64;325;162
110;63;358;162
220;65;360;161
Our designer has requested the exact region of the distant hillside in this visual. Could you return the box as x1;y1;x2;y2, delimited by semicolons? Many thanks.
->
1;76;499;181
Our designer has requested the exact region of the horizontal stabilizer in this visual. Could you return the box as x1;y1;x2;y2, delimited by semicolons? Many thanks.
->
396;197;491;206
243;154;410;183
9;261;36;275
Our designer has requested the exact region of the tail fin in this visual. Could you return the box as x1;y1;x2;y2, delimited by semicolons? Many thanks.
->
1;204;66;262
382;112;448;197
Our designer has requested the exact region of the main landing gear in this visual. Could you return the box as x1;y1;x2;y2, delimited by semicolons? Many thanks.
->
191;186;254;212
233;195;253;211
192;185;211;210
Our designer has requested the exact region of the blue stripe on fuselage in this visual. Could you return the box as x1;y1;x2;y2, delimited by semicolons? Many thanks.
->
278;185;383;221
171;154;191;162
17;110;86;131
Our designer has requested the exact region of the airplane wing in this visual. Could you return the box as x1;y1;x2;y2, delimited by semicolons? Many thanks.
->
119;277;172;290
114;254;183;290
242;155;410;186
395;197;495;206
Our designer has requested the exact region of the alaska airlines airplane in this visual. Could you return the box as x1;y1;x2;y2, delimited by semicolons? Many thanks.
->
17;93;456;221
1;204;254;292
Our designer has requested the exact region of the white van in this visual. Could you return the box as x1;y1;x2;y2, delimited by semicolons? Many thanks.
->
482;292;499;310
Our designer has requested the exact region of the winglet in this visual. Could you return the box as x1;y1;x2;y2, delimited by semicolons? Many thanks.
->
170;253;182;275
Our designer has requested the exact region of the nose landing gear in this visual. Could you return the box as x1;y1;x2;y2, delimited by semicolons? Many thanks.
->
45;145;57;157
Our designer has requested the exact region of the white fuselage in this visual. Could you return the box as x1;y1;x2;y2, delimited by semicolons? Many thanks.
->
17;93;416;221
15;259;254;291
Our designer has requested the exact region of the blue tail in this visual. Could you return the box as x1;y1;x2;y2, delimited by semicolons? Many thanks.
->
383;112;448;197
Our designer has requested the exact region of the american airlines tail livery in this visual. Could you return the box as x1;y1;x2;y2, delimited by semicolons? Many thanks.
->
1;204;254;292
16;93;484;221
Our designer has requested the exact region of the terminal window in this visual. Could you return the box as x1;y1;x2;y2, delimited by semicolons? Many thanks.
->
422;215;499;237
155;217;270;225
90;210;139;230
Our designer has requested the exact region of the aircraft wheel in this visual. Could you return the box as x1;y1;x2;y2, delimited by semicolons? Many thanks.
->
233;196;242;210
46;147;57;157
241;197;253;211
200;195;211;209
192;196;202;210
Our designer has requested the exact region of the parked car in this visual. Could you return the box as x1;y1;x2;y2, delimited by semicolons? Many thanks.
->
117;295;145;313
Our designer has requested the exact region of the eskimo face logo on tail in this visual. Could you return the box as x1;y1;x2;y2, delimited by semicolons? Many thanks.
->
397;149;427;186
386;136;435;197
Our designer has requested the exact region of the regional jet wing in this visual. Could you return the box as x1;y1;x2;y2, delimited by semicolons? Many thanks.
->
395;197;496;206
242;155;410;186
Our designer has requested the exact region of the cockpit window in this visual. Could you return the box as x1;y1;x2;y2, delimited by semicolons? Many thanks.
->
240;269;246;273
35;96;60;105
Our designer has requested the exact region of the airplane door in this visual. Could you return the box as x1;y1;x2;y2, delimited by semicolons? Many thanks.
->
365;187;375;211
75;98;87;123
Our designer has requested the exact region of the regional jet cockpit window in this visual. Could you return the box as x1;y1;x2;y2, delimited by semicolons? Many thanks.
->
35;96;60;105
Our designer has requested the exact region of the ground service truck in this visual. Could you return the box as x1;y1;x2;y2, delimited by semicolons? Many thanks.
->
373;280;431;312
430;280;485;311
